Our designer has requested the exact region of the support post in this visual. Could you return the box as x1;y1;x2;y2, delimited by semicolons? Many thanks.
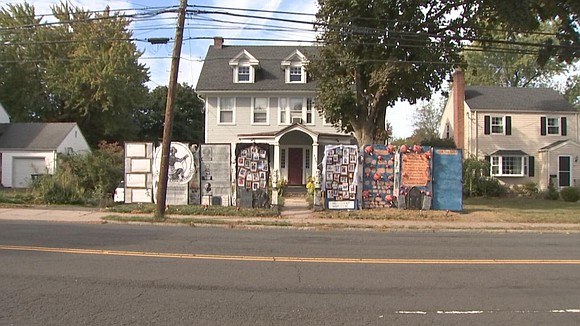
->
155;0;188;219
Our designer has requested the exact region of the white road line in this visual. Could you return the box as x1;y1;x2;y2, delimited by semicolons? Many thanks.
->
395;309;580;315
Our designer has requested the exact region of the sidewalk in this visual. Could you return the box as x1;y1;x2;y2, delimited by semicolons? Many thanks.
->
1;199;579;233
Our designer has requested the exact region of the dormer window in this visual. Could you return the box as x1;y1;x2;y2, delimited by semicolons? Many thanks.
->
229;50;259;83
289;66;303;82
237;66;250;82
281;49;308;84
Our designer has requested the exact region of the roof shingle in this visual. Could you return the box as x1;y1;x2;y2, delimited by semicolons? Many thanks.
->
196;45;319;92
465;86;576;112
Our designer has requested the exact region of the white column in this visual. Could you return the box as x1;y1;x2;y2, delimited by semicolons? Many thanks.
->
273;142;280;172
312;142;319;173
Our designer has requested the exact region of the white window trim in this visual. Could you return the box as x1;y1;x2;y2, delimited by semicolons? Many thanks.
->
490;155;527;177
305;98;315;125
218;97;236;125
491;116;505;134
278;97;316;125
235;64;253;83
547;117;560;135
285;64;306;84
251;97;269;125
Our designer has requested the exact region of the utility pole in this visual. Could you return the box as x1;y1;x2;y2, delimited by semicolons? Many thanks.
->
155;0;188;219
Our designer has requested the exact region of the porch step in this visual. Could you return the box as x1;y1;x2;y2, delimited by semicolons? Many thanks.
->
284;185;307;197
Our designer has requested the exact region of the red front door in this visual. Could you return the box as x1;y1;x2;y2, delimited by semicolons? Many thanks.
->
287;148;303;185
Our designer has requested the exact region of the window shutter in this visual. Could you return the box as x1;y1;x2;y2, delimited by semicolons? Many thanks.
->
505;116;512;135
484;156;491;176
528;156;535;177
484;115;490;135
540;117;547;136
561;117;567;136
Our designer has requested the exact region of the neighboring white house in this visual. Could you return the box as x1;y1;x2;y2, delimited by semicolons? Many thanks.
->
0;105;90;188
196;37;355;186
439;68;580;190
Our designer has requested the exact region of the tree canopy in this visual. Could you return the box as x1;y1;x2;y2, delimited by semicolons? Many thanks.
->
134;83;204;144
310;0;580;146
0;2;149;146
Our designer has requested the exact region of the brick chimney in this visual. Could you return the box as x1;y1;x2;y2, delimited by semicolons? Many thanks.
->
452;68;465;150
213;36;224;49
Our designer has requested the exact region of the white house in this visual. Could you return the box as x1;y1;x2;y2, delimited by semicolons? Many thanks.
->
439;68;580;190
196;37;355;186
0;104;91;187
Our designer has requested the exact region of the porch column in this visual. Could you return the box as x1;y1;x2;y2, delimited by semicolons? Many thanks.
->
272;142;281;207
312;142;319;172
273;142;280;176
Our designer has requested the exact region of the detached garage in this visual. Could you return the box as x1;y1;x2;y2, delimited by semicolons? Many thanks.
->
0;122;90;188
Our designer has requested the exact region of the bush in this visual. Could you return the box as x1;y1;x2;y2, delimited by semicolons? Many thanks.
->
30;141;124;205
511;182;539;197
544;179;559;200
560;187;580;202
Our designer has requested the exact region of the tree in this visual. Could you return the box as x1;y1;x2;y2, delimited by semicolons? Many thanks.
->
564;74;580;108
310;0;579;146
463;22;569;87
409;99;444;144
0;3;149;146
135;83;205;143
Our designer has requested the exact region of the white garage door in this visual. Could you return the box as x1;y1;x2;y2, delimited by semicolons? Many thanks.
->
12;158;47;188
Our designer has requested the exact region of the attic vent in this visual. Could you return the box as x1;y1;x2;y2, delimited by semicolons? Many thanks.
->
65;147;73;154
291;117;303;124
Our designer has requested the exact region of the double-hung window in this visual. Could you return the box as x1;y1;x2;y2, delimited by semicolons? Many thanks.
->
484;115;511;135
219;97;234;124
237;66;250;82
252;97;268;124
541;116;567;136
289;66;302;82
491;117;504;134
547;117;559;134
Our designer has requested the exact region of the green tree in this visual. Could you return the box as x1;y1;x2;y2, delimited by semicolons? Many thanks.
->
463;22;569;87
0;3;149;146
135;83;205;143
564;74;580;108
309;0;579;146
409;99;444;144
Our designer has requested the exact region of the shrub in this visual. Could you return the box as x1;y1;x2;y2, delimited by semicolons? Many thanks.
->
30;141;124;205
544;179;559;200
560;187;580;202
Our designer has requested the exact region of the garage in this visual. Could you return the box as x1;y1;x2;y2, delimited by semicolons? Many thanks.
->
12;157;47;188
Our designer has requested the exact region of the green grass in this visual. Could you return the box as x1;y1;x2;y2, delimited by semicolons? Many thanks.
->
105;203;280;217
314;196;580;224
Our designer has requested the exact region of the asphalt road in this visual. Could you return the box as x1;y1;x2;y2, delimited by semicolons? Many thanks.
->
1;221;579;325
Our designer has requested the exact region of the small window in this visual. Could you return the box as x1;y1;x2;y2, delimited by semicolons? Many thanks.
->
289;66;302;82
306;98;314;124
219;97;234;124
491;117;504;134
305;149;310;169
281;149;286;169
547;117;559;135
279;98;287;124
252;97;268;124
237;66;250;82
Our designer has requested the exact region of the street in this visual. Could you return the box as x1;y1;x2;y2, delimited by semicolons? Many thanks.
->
1;221;579;325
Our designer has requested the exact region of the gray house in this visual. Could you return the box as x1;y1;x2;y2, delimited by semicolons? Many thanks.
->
0;106;90;188
196;37;355;186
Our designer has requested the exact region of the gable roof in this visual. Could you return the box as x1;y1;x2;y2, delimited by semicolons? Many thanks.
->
0;122;77;150
539;139;580;152
196;45;319;92
464;86;576;112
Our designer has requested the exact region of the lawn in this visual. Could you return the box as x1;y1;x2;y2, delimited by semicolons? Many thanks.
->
314;197;580;224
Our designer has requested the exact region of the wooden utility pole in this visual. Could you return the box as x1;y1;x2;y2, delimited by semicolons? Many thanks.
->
155;0;188;219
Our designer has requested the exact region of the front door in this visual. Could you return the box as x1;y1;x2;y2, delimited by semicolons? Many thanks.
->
288;148;303;185
558;156;571;187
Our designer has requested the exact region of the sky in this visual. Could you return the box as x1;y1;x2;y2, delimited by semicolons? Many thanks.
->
3;0;422;138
